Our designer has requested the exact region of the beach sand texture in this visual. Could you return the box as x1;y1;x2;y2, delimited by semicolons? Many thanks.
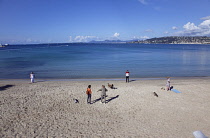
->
1;78;210;138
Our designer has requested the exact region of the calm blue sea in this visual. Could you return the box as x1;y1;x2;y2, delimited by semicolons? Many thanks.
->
0;43;210;79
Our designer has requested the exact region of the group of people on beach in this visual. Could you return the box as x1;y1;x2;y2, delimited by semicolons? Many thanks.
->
30;71;171;104
86;85;108;104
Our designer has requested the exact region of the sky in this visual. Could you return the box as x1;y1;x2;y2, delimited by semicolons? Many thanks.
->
0;0;210;44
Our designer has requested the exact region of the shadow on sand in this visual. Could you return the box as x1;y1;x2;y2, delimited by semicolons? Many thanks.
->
0;85;15;91
91;95;119;104
106;95;119;103
91;97;104;104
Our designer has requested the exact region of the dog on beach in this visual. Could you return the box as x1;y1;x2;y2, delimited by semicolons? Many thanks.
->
108;83;114;89
153;92;158;97
108;83;116;89
73;98;79;103
161;87;165;90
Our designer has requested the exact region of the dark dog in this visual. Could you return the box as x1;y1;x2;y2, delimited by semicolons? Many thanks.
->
153;92;158;97
73;98;79;103
108;83;116;89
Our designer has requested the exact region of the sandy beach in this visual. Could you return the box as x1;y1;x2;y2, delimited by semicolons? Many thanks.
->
0;77;210;138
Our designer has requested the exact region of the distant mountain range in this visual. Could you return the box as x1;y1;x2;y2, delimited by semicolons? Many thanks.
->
128;36;210;44
4;36;210;45
89;40;127;43
88;36;210;44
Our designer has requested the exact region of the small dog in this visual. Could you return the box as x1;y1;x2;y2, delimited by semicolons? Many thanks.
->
108;83;115;89
73;98;79;103
153;92;158;97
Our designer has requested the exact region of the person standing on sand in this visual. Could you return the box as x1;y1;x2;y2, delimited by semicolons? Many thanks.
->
125;70;130;83
166;81;170;91
30;72;35;83
97;85;108;104
166;77;171;90
86;85;92;104
167;77;170;83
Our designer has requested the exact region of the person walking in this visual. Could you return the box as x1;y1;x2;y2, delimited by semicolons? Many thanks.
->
97;85;108;104
30;72;35;83
86;85;92;104
125;70;130;83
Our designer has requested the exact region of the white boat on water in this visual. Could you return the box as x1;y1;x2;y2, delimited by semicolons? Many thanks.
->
0;44;8;47
0;44;5;47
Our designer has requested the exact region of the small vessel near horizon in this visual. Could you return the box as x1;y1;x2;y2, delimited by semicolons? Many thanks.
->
0;43;9;47
0;44;4;47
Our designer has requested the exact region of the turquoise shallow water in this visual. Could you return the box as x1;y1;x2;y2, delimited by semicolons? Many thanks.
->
0;43;210;79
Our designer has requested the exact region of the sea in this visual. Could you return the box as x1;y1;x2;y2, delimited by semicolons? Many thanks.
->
0;43;210;79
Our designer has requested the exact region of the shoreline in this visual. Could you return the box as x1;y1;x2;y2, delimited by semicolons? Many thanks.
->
1;76;210;82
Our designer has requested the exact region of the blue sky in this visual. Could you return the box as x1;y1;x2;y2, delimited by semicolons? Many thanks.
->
0;0;210;44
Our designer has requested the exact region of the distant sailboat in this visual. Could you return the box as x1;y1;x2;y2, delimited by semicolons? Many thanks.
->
0;44;7;47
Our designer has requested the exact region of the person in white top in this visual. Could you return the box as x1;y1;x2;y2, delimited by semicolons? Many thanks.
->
30;72;35;83
166;81;170;91
167;77;170;83
125;70;130;83
166;77;171;91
